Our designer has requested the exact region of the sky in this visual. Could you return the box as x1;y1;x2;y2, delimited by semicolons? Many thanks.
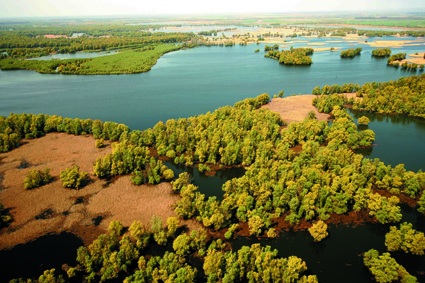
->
0;0;424;18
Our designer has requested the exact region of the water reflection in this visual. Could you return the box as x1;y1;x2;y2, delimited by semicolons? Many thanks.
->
350;109;425;171
164;161;246;201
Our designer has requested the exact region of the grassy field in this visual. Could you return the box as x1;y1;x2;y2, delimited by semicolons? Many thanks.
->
0;44;181;75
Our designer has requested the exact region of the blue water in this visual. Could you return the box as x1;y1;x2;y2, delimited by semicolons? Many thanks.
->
27;50;118;60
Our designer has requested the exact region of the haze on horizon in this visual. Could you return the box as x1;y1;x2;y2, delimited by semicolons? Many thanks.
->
1;0;424;19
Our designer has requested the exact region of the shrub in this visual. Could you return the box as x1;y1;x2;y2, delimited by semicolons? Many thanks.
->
95;138;104;148
24;168;52;190
60;166;88;189
0;202;12;228
308;220;328;241
163;169;175;180
358;116;370;125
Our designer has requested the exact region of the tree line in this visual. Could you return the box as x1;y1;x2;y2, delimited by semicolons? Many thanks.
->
10;219;317;283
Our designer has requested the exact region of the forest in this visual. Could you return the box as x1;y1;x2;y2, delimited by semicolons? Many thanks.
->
0;44;182;74
340;47;362;58
265;47;314;65
312;74;425;117
2;73;425;281
371;48;391;57
0;24;194;74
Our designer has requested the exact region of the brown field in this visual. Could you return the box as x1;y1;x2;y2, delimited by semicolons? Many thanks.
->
261;95;330;124
262;93;360;125
307;42;326;46
314;47;342;52
409;52;425;58
0;133;192;250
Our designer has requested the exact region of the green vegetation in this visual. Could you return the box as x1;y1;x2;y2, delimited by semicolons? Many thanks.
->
93;140;172;185
354;74;425;117
203;243;318;282
0;202;12;228
372;48;391;57
312;75;425;118
363;249;418;283
11;218;317;282
387;53;406;64
340;47;362;58
312;83;360;95
24;168;53;190
95;138;104;148
385;222;425;255
60;166;88;190
0;44;181;74
308;220;328;241
265;47;314;65
264;44;279;51
254;48;259;53
358;116;370;126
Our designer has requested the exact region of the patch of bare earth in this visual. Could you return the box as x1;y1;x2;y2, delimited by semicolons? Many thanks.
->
261;95;330;124
0;133;189;250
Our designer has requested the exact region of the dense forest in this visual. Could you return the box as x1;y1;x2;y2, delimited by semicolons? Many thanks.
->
265;47;314;65
340;47;362;58
0;24;195;74
0;44;182;74
371;48;391;57
312;74;425;117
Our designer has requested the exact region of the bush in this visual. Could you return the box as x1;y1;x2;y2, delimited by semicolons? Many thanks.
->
24;168;52;190
60;166;88;189
308;220;328;241
163;169;174;180
358;116;370;125
95;138;104;148
0;202;12;228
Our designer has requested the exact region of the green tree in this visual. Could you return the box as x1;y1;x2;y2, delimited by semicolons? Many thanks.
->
24;168;52;190
308;220;329;242
358;116;370;126
60;166;88;189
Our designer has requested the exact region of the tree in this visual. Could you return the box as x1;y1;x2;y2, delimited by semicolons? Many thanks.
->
167;217;179;237
95;138;104;148
385;222;425;255
150;215;167;245
60;166;88;189
0;202;12;228
129;221;150;249
358;116;370;126
24;168;52;190
278;90;284;98
308;220;328;242
173;234;190;257
248;215;264;236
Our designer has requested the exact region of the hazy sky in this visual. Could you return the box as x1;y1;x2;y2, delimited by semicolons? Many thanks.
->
0;0;424;18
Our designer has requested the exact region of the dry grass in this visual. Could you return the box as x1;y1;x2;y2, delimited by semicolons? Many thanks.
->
314;47;342;52
0;133;185;249
261;95;330;124
307;42;326;46
409;52;425;58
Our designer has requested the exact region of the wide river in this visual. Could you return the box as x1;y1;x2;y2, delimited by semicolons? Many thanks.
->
1;35;425;282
